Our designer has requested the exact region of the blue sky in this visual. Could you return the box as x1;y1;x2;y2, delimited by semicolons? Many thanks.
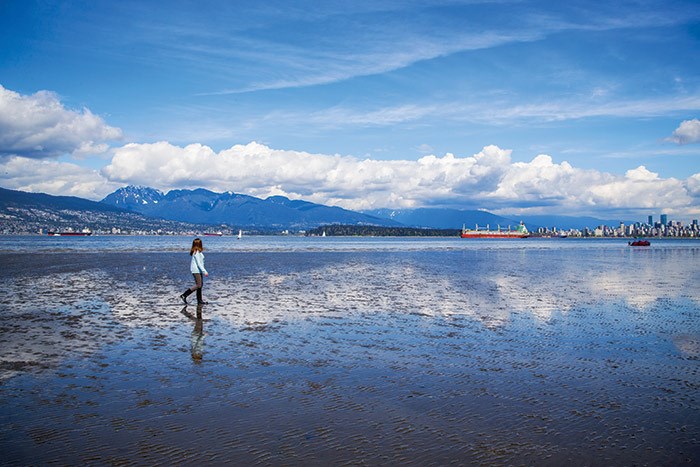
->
1;0;699;221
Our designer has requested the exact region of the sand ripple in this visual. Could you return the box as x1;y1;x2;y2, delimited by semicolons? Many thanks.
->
1;244;699;465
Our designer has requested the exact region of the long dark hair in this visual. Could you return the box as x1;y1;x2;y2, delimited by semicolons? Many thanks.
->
190;238;204;256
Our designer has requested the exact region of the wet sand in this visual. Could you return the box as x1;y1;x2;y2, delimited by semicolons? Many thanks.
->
1;242;699;465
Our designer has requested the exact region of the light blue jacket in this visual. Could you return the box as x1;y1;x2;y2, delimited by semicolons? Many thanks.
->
190;251;208;275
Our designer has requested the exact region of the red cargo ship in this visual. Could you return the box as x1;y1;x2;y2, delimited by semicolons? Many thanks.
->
460;222;529;239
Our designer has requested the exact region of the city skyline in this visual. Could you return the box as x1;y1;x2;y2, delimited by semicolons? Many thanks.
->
1;1;699;221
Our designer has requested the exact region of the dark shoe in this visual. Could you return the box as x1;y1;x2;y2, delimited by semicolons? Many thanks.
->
197;300;209;305
181;288;194;304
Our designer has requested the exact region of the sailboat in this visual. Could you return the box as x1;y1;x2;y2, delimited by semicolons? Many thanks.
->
237;229;243;240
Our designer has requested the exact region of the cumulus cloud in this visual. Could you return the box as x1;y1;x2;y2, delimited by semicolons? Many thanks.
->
0;85;122;159
100;141;699;217
0;156;121;200
666;118;700;145
687;173;700;196
4;135;697;219
491;155;594;204
588;167;690;210
101;142;519;209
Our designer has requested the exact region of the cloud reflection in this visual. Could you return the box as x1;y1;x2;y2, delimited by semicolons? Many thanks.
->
1;245;698;381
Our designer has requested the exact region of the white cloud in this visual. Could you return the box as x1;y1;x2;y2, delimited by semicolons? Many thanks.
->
101;142;519;209
0;85;122;159
666;118;700;145
100;141;699;218
0;156;121;200
491;154;592;203
493;157;695;215
184;1;693;95
625;165;658;181
268;95;700;131
687;173;700;197
4;136;697;219
588;167;690;210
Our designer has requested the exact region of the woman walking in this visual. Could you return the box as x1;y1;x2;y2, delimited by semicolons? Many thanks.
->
180;238;209;305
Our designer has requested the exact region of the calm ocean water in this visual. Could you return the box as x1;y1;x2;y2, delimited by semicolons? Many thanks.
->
5;232;700;252
1;235;698;464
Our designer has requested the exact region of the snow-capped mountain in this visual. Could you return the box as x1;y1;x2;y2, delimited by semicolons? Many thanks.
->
100;186;398;229
100;186;165;209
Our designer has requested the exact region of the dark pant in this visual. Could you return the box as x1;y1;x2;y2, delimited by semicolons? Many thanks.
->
182;273;204;303
189;273;203;292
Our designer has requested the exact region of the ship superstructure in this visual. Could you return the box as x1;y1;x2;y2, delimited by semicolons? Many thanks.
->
460;222;529;238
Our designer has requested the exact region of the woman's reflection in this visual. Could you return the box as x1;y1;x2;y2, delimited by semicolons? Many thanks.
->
181;304;204;362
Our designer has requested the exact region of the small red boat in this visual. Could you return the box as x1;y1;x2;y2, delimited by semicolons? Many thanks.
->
628;240;650;246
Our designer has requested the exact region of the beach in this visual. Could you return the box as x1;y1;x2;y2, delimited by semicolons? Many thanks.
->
0;237;698;465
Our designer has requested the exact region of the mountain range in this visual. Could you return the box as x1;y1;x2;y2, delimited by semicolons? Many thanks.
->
0;186;200;234
364;208;521;230
100;186;398;229
1;184;636;233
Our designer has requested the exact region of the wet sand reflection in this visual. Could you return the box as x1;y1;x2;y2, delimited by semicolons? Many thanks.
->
181;305;204;362
0;244;698;465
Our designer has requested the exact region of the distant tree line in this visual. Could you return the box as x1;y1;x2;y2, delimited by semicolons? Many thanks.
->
306;225;460;237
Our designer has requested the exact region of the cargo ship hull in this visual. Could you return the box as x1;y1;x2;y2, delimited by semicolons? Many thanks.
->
460;232;529;238
47;232;92;236
460;222;529;239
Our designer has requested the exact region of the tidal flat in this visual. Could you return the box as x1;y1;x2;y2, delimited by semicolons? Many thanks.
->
0;237;698;465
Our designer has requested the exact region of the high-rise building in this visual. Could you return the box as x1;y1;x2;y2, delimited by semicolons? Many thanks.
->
660;214;668;225
648;215;653;225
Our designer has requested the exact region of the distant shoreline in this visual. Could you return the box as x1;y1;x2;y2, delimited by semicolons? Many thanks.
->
1;231;698;240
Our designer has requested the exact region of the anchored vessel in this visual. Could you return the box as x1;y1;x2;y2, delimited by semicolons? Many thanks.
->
460;222;529;239
628;239;651;246
47;230;92;236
